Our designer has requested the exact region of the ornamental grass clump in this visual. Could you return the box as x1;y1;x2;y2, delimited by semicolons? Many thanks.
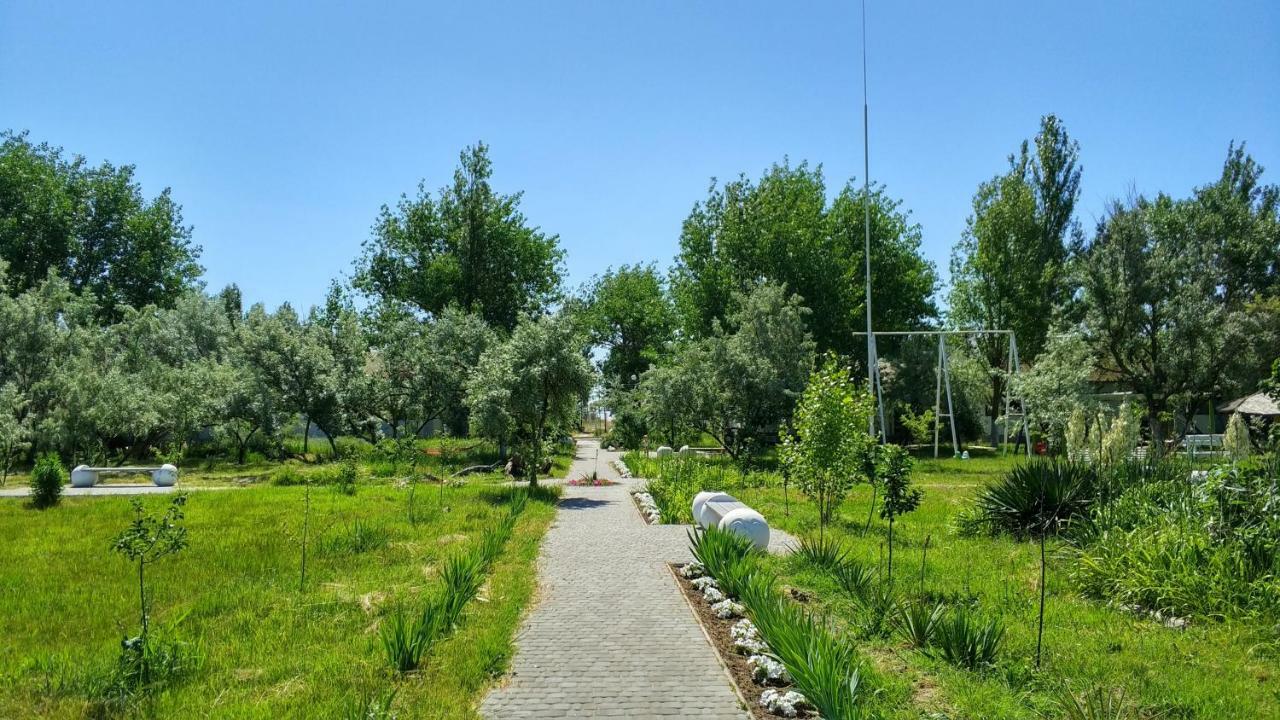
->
692;530;869;719
381;492;529;673
736;572;866;719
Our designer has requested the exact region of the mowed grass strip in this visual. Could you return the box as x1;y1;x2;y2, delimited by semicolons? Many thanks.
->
0;480;556;718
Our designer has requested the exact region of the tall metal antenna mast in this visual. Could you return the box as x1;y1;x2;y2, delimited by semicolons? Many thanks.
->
861;0;879;438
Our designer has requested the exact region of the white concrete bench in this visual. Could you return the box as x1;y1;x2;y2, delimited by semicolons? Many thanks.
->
71;464;179;488
691;491;770;549
1182;434;1223;458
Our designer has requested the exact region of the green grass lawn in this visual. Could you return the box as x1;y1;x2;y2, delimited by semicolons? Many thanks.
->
628;450;1280;719
0;476;558;718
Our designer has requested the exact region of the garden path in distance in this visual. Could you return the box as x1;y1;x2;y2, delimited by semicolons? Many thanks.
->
479;438;750;719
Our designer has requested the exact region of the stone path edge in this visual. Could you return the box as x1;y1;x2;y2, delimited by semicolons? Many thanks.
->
668;561;753;714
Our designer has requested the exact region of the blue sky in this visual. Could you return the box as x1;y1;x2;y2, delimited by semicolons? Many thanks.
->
3;1;1277;313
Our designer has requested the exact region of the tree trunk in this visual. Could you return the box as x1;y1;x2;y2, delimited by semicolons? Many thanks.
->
862;482;878;536
887;516;895;589
1036;532;1047;668
237;427;258;465
303;419;311;454
1146;396;1165;456
138;559;148;640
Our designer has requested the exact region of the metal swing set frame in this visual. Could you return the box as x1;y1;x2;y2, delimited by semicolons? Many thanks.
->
855;329;1032;458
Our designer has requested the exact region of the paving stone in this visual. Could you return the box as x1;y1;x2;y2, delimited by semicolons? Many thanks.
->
480;439;750;719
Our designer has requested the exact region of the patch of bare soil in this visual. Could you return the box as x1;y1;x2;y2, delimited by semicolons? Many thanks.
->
671;564;817;719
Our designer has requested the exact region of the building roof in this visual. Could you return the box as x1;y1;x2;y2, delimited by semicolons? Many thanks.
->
1217;391;1280;417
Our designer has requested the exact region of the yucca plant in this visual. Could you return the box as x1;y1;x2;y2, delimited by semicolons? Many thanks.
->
895;600;945;649
851;581;897;638
931;606;1004;669
1057;685;1138;720
795;534;851;571
975;460;1095;538
834;559;875;600
976;459;1094;668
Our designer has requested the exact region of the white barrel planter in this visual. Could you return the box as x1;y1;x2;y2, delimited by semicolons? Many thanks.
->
691;491;771;550
656;446;674;458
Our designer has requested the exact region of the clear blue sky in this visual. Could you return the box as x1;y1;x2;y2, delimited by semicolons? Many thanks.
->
3;1;1277;313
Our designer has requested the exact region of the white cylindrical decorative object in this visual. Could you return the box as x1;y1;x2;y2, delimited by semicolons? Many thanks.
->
718;507;770;550
678;444;693;456
152;464;179;487
70;465;97;488
656;446;674;458
692;491;734;529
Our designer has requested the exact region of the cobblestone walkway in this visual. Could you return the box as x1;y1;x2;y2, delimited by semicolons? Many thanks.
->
480;439;751;719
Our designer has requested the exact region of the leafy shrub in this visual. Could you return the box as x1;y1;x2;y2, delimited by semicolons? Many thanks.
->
270;465;307;486
1071;461;1280;619
29;452;66;508
930;606;1004;669
645;455;719;524
337;460;358;495
973;460;1096;537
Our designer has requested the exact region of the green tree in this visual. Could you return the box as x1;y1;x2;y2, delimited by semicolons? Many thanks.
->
0;383;28;485
239;303;343;456
949;116;1081;445
877;443;922;588
0;131;202;318
642;283;816;460
635;350;704;446
781;357;875;536
1011;332;1093;451
672;160;937;356
581;263;676;388
361;302;495;438
464;312;593;487
355;143;564;331
111;494;188;684
1074;194;1223;448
